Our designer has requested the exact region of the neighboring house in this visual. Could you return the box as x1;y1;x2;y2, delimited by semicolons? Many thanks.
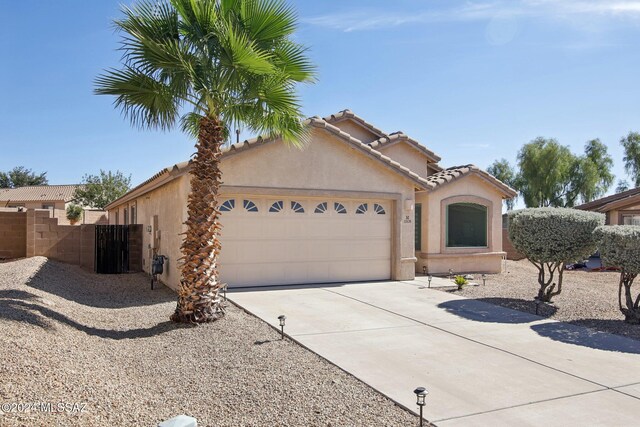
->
0;185;107;225
576;187;640;225
106;110;516;289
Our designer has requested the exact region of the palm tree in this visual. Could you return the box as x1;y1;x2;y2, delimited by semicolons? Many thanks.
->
96;0;315;323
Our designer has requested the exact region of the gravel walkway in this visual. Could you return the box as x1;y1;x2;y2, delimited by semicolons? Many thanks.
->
0;257;417;426
436;259;640;341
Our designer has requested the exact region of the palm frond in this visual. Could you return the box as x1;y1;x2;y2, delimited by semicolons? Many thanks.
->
273;40;316;83
240;0;296;44
95;67;181;130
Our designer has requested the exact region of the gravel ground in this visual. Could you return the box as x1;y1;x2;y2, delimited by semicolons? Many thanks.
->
437;259;640;341
0;257;418;427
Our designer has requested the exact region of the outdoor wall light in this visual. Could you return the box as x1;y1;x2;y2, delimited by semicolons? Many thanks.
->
413;387;428;427
278;315;286;339
422;266;427;275
428;275;432;288
481;274;487;286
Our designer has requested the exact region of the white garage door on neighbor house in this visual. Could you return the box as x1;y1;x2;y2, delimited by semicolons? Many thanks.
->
218;196;391;287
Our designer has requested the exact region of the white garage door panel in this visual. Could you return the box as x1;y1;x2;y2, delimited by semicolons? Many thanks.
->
218;197;392;287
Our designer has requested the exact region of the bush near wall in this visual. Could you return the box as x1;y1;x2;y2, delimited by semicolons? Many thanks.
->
595;225;640;324
508;208;605;302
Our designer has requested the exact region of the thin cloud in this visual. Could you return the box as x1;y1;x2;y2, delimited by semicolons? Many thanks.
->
302;1;640;32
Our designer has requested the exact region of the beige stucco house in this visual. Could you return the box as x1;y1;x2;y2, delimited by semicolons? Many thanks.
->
576;187;640;225
0;185;107;225
106;110;516;289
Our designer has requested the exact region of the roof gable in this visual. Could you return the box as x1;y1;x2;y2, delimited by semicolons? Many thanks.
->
425;165;517;198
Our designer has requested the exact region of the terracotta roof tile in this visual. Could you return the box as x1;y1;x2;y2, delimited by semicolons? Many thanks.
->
0;185;80;203
425;165;517;198
323;109;388;138
368;132;442;163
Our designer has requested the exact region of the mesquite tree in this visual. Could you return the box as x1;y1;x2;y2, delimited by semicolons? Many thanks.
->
96;0;315;323
595;226;640;324
508;208;605;302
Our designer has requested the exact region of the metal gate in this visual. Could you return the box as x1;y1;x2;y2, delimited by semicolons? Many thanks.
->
95;225;130;274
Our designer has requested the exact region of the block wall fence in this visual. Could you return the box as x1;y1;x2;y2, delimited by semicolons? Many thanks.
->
0;209;141;273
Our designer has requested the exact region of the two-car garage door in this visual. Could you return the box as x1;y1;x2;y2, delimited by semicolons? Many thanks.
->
218;195;392;287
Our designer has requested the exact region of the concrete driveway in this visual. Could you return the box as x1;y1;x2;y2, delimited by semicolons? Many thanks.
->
229;281;640;426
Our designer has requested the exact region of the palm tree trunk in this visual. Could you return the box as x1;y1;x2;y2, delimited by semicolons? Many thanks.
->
171;116;225;323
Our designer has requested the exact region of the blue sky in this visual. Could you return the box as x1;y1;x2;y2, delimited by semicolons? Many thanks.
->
2;0;640;194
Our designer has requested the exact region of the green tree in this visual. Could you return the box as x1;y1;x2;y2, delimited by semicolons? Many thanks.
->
514;137;613;208
487;159;517;210
73;170;132;210
0;166;48;188
621;131;640;188
508;208;605;302
96;0;315;323
583;139;614;201
595;225;640;324
617;180;630;194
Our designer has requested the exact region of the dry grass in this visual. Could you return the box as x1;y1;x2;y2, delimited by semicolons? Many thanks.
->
0;257;416;427
441;259;640;341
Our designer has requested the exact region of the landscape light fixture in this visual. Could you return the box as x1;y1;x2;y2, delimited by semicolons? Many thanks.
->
448;269;453;280
535;298;541;315
481;274;486;286
428;275;432;288
413;386;428;427
278;315;286;339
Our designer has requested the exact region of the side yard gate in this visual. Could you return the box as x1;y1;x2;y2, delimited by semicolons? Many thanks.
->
95;225;130;274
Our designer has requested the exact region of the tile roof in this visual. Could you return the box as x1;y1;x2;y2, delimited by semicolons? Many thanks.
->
369;132;442;163
106;114;516;208
323;109;388;138
425;165;517;198
575;187;640;212
0;185;81;203
325;109;443;163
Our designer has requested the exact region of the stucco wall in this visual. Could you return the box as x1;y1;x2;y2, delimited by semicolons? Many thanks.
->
377;142;430;179
110;176;189;289
221;127;418;282
109;128;420;289
415;175;506;274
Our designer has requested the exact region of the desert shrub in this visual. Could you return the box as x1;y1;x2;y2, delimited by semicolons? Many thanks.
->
454;275;468;290
66;204;83;223
508;208;605;301
595;225;640;324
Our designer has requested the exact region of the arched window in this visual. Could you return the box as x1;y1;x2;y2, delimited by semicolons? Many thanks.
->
334;202;347;214
269;201;284;213
356;203;368;214
291;201;305;213
314;202;328;213
243;199;258;212
220;199;235;212
446;203;487;247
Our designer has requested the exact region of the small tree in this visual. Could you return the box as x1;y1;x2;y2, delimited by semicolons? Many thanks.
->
594;226;640;324
0;166;48;188
508;208;605;302
66;204;83;224
73;170;131;210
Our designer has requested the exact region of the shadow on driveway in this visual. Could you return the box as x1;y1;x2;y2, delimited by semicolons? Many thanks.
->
531;321;640;354
437;298;553;324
